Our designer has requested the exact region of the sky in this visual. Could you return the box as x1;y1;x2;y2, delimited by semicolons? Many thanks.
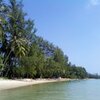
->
23;0;100;74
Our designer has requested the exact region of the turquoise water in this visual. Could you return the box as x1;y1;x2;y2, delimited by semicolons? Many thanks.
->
0;79;100;100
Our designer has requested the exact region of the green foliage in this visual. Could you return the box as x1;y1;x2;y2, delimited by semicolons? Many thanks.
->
19;43;45;78
0;0;36;78
0;0;88;79
88;73;100;79
0;55;4;74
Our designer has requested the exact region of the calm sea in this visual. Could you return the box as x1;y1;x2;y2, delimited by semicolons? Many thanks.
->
0;79;100;100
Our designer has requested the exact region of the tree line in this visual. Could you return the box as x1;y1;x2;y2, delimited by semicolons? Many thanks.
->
0;0;88;79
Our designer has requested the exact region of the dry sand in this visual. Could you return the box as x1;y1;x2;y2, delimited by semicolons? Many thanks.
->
0;78;72;91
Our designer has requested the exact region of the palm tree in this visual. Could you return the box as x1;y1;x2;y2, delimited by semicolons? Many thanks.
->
0;0;36;78
0;0;30;78
10;36;28;58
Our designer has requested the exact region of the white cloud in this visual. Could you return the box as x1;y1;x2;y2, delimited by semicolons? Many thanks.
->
87;0;100;8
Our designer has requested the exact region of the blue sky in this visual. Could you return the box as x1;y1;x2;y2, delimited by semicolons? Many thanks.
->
23;0;100;74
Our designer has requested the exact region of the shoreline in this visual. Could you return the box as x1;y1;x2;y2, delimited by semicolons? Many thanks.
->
0;78;75;91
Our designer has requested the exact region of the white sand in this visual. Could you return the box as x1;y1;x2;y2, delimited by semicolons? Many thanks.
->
0;78;72;90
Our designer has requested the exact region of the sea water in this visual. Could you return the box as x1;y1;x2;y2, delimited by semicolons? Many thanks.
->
0;79;100;100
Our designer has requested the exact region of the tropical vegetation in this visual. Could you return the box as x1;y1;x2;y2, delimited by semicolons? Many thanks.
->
0;0;89;79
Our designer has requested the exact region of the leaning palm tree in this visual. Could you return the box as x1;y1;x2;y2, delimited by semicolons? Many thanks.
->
0;0;35;78
0;0;30;78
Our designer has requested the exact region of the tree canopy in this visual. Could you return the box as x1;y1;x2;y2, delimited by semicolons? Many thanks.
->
0;0;88;79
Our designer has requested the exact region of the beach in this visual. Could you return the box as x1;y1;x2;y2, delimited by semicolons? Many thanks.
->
0;78;72;91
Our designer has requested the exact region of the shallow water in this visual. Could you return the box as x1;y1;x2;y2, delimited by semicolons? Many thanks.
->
0;79;100;100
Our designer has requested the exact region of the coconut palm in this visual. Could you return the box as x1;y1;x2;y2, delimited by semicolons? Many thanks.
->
0;0;32;78
10;36;28;58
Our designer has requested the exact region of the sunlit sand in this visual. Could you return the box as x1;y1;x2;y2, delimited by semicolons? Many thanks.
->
0;78;72;90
